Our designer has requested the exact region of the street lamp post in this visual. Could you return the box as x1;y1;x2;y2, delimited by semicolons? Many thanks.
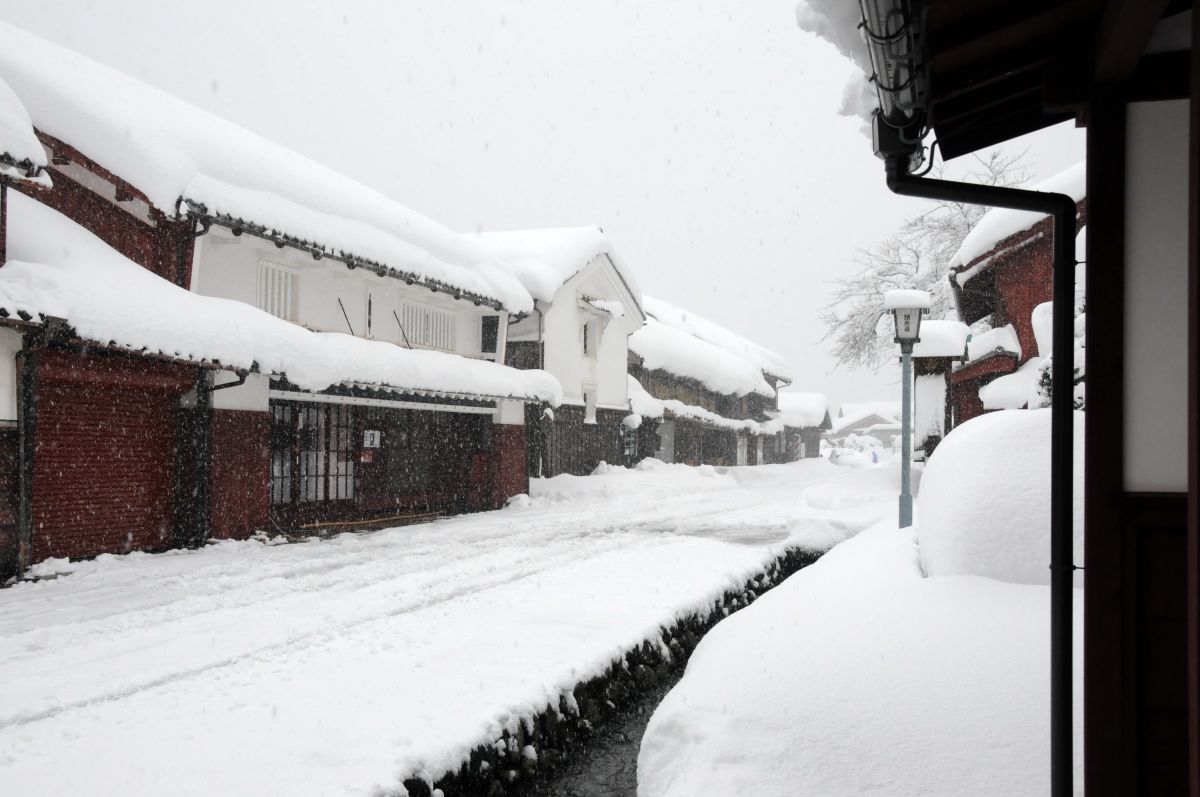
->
883;289;930;528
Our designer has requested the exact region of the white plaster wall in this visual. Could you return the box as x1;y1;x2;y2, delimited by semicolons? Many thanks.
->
538;257;640;408
0;327;22;422
914;373;946;448
192;229;498;359
211;372;270;412
493;399;524;425
1124;100;1189;492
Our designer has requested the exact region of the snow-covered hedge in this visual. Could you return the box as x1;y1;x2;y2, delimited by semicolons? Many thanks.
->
918;409;1083;585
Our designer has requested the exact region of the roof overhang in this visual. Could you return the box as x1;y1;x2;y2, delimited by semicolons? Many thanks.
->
862;0;1189;161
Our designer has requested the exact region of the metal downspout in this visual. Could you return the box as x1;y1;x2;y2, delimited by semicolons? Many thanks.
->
884;155;1078;797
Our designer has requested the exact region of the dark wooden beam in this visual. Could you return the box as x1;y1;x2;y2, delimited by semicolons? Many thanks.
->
1094;0;1172;84
1187;6;1200;792
1127;50;1191;102
1084;92;1129;797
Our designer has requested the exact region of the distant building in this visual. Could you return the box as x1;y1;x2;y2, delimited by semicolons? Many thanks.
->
827;402;902;449
473;227;646;477
775;392;831;459
947;163;1086;423
627;297;790;466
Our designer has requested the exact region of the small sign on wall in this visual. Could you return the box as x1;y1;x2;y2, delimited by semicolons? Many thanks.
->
363;429;382;449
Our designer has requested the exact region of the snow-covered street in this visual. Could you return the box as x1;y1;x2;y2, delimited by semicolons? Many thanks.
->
0;459;896;796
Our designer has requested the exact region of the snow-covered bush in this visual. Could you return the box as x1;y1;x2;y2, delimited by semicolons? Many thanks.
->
918;409;1083;585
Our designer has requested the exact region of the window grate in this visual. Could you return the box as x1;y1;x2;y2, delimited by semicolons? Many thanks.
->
270;401;356;506
399;303;455;351
257;262;298;321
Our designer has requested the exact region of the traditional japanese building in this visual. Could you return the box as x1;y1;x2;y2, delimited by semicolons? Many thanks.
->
627;297;791;466
471;226;646;477
775;391;831;460
825;401;902;449
0;22;559;578
947;167;1087;424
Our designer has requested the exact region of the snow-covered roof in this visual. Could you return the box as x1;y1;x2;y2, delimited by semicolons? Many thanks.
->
838;401;901;420
643;296;791;382
0;21;530;313
829;408;900;436
470;226;643;315
911;320;970;359
966;324;1022;363
628;375;782;436
776;392;830;429
0;74;48;185
3;191;561;404
951;160;1087;280
629;317;776;399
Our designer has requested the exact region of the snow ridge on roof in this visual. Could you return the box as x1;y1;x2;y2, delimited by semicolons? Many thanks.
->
469;226;643;312
951;160;1086;273
0;20;531;313
3;192;561;404
0;75;49;185
776;392;829;429
628;376;782;435
629;317;776;399
642;296;792;382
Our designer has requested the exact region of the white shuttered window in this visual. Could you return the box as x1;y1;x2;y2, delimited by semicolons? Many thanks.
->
398;302;455;351
257;262;298;322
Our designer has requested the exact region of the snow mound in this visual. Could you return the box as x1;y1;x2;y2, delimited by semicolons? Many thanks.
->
912;319;970;358
967;323;1021;362
638;519;1082;797
918;409;1083;584
883;288;931;309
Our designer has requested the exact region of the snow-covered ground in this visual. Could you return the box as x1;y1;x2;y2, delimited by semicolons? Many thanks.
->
638;409;1085;796
0;459;897;797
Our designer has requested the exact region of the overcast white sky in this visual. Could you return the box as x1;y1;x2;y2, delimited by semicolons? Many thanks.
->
0;0;1085;409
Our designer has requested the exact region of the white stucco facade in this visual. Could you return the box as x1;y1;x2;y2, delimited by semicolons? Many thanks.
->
190;227;509;365
512;254;644;412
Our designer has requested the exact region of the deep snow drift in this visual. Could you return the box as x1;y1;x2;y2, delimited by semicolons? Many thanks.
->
639;410;1086;796
0;459;897;797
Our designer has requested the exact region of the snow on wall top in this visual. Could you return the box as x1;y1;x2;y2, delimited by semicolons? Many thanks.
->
951;160;1087;277
911;320;970;358
966;324;1022;363
643;296;791;382
469;226;643;312
0;21;531;313
0;74;49;185
628;375;782;436
2;191;561;404
629;318;776;399
776;392;829;429
883;289;932;310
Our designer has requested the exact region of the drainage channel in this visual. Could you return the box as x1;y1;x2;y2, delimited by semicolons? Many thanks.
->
524;672;681;797
403;548;822;797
